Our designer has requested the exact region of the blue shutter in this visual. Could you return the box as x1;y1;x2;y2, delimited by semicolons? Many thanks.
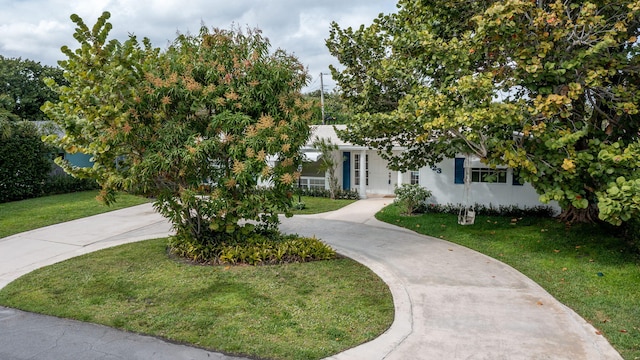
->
454;158;465;184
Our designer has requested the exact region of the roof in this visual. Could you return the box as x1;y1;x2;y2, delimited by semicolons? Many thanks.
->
304;124;370;151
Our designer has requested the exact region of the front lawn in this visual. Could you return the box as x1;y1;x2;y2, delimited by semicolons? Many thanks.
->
0;190;150;239
289;196;357;215
0;238;394;360
0;191;393;359
376;204;640;359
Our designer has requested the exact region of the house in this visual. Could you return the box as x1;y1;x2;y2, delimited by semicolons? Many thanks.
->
34;121;93;174
301;125;560;212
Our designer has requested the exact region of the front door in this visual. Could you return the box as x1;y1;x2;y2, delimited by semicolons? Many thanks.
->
342;151;351;190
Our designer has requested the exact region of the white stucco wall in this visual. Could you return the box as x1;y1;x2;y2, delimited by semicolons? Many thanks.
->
419;158;560;211
303;125;559;211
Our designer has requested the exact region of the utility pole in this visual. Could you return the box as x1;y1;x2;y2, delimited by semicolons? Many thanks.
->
320;72;326;125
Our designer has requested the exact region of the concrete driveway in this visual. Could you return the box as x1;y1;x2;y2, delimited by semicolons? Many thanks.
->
0;199;623;359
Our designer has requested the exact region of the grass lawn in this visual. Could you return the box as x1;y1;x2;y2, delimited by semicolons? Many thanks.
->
289;196;357;215
0;193;392;359
0;191;150;238
0;238;394;360
377;204;640;360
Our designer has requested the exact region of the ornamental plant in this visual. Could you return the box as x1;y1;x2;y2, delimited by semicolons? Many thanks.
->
394;183;432;215
42;12;313;250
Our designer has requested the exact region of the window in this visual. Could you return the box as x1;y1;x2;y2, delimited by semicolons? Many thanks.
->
410;171;420;185
354;153;369;186
471;168;507;183
512;169;524;186
299;177;325;190
309;178;325;189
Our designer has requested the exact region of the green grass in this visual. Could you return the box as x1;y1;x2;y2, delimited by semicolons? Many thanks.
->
290;196;357;215
0;238;394;360
377;204;640;360
0;191;150;238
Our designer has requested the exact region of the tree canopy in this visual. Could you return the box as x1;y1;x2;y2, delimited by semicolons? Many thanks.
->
329;0;640;225
43;12;313;247
0;56;65;120
304;90;353;124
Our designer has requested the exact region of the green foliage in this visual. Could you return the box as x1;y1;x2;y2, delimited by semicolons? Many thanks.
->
169;232;337;265
417;202;556;218
299;187;360;199
393;183;432;215
330;0;640;225
0;121;52;203
311;136;340;199
326;20;414;114
42;173;99;195
42;12;313;249
621;217;640;253
0;94;20;128
0;55;66;120
304;90;353;124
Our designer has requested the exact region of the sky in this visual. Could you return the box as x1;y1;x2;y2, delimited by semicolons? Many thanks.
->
0;0;398;92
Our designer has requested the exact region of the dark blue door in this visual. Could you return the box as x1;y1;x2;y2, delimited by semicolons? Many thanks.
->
342;152;351;190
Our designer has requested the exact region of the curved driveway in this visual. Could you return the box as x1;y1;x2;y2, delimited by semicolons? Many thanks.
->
0;199;622;359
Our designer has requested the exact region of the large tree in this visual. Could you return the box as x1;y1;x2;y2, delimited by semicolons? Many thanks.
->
329;0;640;225
43;12;313;248
0;56;65;120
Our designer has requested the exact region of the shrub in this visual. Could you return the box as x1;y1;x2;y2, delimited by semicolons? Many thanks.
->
43;173;99;195
169;231;337;266
0;121;52;203
418;202;556;218
394;184;432;215
299;187;360;200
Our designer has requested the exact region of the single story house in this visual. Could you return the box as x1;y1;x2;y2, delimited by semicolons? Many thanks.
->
301;125;560;212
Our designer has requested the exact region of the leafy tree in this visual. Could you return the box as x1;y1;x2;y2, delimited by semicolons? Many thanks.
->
330;0;640;225
42;12;313;249
304;90;353;124
0;94;20;138
0;56;65;120
327;20;415;114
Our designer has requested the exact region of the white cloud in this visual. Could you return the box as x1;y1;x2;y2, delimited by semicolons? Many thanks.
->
0;0;397;91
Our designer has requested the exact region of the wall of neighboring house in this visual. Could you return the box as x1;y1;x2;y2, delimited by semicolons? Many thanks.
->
50;152;93;176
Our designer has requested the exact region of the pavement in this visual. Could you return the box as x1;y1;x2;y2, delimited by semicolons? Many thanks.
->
0;198;623;359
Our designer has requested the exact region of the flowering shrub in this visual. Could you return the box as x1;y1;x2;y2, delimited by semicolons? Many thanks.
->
394;184;432;215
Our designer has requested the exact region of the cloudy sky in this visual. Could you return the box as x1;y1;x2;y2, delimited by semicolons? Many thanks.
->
0;0;397;92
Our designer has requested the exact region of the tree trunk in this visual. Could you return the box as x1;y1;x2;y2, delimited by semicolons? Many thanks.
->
557;203;599;224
